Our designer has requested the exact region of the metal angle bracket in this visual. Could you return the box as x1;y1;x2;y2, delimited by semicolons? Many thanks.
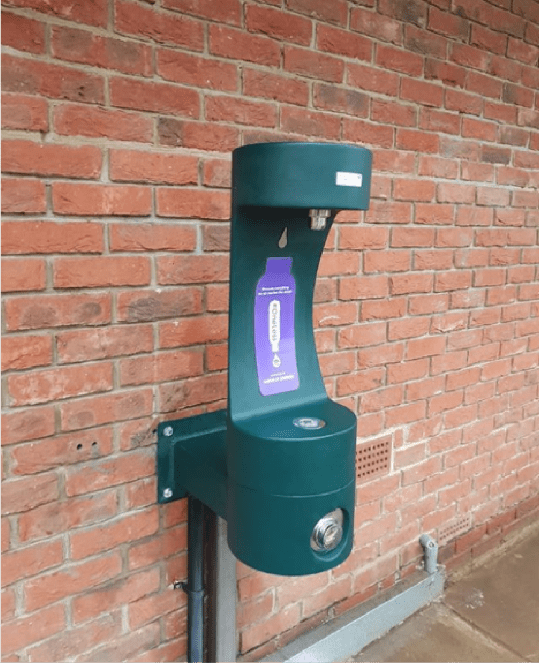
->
156;408;228;518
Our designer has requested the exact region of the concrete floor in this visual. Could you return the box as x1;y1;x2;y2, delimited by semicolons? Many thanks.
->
350;524;539;662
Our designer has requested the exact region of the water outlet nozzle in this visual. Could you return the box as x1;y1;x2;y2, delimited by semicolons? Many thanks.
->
309;209;331;231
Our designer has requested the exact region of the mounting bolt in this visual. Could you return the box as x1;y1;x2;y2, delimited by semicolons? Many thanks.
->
163;488;173;499
163;426;173;437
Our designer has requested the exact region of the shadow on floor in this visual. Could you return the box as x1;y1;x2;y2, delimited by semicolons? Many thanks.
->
351;523;539;662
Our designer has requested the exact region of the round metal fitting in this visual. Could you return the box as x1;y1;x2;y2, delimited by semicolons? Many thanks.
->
162;488;173;499
293;417;326;430
163;426;173;437
311;508;344;552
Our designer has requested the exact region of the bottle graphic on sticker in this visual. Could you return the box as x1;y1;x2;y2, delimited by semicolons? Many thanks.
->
254;258;299;396
269;300;281;367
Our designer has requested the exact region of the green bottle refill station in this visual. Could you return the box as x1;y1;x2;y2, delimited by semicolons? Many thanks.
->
157;142;372;660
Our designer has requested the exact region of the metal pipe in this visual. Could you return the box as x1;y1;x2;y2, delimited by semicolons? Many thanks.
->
419;534;439;574
188;496;205;663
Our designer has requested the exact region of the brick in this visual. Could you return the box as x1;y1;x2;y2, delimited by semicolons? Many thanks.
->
287;0;347;25
73;569;159;623
394;180;435;202
313;83;368;116
54;103;153;142
54;256;150;288
53;182;151;216
400;79;443;107
244;70;306;107
2;54;105;105
117;288;203;323
445;89;482;115
470;24;507;55
2;539;63;587
115;0;203;50
120;349;204;385
206;95;276;127
343;119;394;148
407;336;446;359
1;0;107;27
110;77;199;117
1;472;58;515
419;156;458;179
339;227;388;250
241;605;301;653
1;604;65;655
2;258;45;292
388;358;428;384
364;250;410;273
316;24;372;60
159;119;239;151
209;25;280;67
157;49;237;91
361;298;406;320
460;162;494;182
4;292;111;332
64;448;154;497
319;253;359;277
125;477;157;509
157;188;230;220
24;551;122;611
503;83;534;108
60;390;153;432
1;334;52;372
51;26;152;76
376;44;423;76
403;24;447;58
11;428;113;478
2;221;103;255
112;223;197;254
336;368;384;396
159;374;227;412
284;46;344;83
313;302;357;326
245;5;312;45
337;321;387;349
371;100;416;128
281;106;341;139
1;93;48;131
159;315;228;348
1;178;46;214
390;274;434;296
75;622;160;662
109;150;198;186
70;508;158;559
1;12;45;54
396;129;439;153
203;160;231;189
163;0;241;24
428;6;468;39
8;362;112;406
350;6;402;45
372;150;415;173
424;59;466;88
466;72;503;100
347;63;398;96
129;591;186;631
57;324;153;364
128;525;187;570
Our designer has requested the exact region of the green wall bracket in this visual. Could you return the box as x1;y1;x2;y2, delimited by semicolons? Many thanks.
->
157;142;372;576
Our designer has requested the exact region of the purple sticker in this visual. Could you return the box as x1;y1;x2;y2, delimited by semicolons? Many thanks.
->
254;258;299;396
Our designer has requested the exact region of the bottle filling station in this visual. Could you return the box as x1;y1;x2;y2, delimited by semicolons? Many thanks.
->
157;142;372;661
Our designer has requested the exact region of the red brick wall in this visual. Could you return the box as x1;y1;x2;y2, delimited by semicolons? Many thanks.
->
1;0;538;660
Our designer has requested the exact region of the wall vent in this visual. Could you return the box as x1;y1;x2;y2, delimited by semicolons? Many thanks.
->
438;514;472;546
356;437;391;482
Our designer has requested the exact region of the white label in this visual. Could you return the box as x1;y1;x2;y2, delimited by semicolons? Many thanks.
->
336;171;363;187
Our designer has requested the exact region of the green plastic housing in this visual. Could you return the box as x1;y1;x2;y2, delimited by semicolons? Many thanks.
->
157;142;372;576
226;142;372;575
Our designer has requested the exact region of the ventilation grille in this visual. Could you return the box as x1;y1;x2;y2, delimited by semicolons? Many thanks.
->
438;514;472;546
356;437;391;482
